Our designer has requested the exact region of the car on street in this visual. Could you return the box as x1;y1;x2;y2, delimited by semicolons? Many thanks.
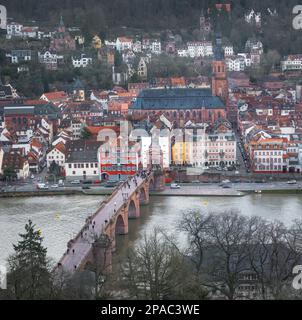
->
37;183;49;190
222;184;231;188
82;186;91;190
170;183;181;189
71;180;81;184
51;184;59;188
287;180;297;184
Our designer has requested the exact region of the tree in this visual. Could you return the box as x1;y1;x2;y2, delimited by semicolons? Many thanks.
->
49;160;61;178
180;210;302;300
260;50;281;74
119;228;208;300
3;167;17;181
81;127;92;140
7;220;52;299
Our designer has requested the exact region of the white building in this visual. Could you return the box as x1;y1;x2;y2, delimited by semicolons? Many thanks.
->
224;46;234;57
71;121;83;140
38;51;64;70
47;144;66;168
72;54;92;68
238;53;252;67
177;48;189;57
187;41;213;58
64;141;100;181
151;40;162;55
6;22;23;38
116;37;133;52
250;138;287;173
7;50;33;64
281;55;302;72
226;56;246;72
245;9;261;27
140;136;170;169
133;40;142;53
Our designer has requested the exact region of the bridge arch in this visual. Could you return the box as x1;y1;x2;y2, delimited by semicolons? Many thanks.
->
115;214;127;235
149;177;155;191
128;199;140;219
139;186;148;204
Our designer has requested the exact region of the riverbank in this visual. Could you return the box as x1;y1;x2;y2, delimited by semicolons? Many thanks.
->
0;190;84;198
2;184;302;198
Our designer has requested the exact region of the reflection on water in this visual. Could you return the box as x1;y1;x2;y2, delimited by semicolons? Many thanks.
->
1;194;302;266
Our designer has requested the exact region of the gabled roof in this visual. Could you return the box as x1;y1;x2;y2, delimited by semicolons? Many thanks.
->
41;91;69;102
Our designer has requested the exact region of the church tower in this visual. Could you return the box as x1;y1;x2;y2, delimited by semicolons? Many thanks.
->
58;15;66;33
211;32;228;101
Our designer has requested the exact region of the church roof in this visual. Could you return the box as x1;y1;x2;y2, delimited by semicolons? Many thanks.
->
131;88;225;110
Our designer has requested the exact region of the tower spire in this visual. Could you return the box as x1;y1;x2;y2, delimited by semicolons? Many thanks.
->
60;15;64;27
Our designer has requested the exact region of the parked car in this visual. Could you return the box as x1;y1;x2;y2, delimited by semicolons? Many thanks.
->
71;180;81;184
287;180;297;185
51;184;59;188
170;183;181;189
37;183;49;190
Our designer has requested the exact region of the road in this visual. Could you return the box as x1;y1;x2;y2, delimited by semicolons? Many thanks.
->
57;174;147;274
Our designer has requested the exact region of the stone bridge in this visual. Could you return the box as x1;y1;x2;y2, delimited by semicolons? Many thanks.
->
55;170;165;275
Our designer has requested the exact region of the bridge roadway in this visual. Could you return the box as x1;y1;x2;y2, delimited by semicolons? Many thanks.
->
57;173;150;274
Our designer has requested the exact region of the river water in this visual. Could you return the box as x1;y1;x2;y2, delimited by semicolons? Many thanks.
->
1;194;302;266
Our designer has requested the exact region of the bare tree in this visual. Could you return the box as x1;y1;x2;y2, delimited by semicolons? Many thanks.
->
119;228;207;300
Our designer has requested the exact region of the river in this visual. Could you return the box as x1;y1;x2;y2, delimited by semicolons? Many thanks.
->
1;194;302;266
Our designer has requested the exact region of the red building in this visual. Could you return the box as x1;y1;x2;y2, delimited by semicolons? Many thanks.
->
50;16;76;52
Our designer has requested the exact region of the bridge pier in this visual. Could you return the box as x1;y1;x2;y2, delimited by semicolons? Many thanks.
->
82;234;113;274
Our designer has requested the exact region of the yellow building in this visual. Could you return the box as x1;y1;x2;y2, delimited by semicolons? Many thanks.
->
172;141;192;165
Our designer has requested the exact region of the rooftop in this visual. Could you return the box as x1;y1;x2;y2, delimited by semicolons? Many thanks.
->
131;88;225;110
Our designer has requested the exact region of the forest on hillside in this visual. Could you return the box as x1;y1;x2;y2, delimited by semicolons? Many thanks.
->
1;0;302;55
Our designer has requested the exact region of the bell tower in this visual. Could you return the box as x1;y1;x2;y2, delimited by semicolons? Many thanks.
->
212;32;228;101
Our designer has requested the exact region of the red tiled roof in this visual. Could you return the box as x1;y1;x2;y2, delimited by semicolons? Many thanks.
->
55;142;66;154
41;91;68;101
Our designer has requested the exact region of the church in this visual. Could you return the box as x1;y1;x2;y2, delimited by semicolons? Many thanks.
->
50;16;76;52
130;33;229;124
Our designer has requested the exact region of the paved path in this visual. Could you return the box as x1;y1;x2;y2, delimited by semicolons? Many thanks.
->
57;174;147;274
